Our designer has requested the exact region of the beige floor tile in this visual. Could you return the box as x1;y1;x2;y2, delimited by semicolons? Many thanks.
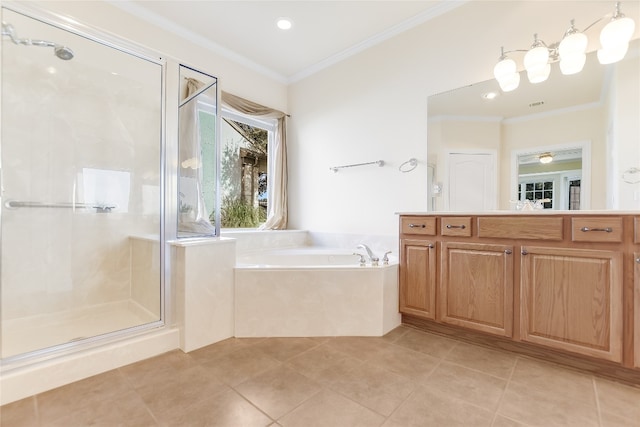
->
492;415;528;427
364;343;440;383
392;329;457;359
509;357;596;405
119;350;198;389
324;362;416;416
445;342;517;379
0;397;38;427
278;389;385;427
498;380;599;426
188;337;256;363
36;369;132;421
379;326;410;343
135;364;231;419
423;362;506;411
383;386;494;427
250;337;321;362
285;343;361;382
324;336;395;361
595;378;640;421
44;389;157;427
157;387;272;427
599;410;639;427
235;365;322;420
200;346;282;386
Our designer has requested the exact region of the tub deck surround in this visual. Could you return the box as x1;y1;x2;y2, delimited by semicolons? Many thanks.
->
398;211;640;385
234;247;401;337
171;237;236;353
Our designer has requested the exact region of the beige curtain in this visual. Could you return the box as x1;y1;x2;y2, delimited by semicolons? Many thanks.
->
221;91;288;230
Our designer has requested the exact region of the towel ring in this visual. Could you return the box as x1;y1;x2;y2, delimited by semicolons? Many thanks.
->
399;158;418;173
622;167;640;184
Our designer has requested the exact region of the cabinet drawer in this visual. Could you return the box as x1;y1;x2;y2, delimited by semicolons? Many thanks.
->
477;217;563;240
441;217;471;237
572;217;623;243
400;217;436;235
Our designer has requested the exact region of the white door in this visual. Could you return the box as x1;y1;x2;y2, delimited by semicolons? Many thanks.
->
447;152;497;211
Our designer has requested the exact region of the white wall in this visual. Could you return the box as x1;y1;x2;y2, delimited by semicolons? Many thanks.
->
25;0;288;112
287;1;640;235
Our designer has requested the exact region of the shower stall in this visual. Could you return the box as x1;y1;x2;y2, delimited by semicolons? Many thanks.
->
1;7;165;361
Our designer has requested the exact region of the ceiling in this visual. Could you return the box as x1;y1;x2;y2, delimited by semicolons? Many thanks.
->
110;0;464;83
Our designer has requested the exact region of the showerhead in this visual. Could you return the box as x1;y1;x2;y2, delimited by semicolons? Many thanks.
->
2;21;74;61
54;45;74;60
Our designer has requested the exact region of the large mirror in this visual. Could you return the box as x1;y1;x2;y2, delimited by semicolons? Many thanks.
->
427;39;639;212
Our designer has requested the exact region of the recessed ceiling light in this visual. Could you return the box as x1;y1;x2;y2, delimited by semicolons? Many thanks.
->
481;91;498;100
46;66;57;74
277;17;292;30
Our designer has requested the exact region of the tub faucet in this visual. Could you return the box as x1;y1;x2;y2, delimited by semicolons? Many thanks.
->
356;244;379;266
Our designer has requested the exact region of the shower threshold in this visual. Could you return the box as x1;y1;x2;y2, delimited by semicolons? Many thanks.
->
1;300;158;359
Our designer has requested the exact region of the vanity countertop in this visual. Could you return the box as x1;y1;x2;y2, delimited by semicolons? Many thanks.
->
396;210;640;216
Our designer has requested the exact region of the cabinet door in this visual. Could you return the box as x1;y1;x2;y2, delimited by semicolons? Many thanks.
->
439;242;514;337
635;252;640;369
521;246;623;363
400;239;436;320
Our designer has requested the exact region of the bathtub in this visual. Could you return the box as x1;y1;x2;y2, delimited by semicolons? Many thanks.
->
234;247;401;337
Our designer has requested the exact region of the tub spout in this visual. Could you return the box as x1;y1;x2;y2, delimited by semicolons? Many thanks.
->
356;244;379;266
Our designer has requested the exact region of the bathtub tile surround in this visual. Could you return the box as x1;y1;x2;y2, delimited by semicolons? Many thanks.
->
235;260;401;337
4;326;640;426
172;238;236;352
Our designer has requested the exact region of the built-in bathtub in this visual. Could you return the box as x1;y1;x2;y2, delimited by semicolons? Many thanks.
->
234;247;401;337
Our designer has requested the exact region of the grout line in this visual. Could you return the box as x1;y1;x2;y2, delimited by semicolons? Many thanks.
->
490;355;518;426
593;376;603;427
228;384;278;424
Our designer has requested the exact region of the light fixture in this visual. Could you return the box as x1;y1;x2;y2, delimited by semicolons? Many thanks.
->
276;17;292;30
493;2;636;91
481;91;499;100
559;20;588;75
493;47;520;92
524;34;551;83
539;153;554;164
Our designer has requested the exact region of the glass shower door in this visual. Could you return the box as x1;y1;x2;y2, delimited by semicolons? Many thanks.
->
1;8;164;359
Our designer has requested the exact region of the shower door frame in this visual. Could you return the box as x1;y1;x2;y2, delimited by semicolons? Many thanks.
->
0;1;171;365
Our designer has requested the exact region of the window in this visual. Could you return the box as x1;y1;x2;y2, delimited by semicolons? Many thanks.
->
219;108;275;228
518;179;554;209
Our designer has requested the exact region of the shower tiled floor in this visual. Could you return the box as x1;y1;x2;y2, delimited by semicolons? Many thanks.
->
2;325;640;426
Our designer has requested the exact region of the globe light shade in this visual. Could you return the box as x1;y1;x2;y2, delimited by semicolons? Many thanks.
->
539;153;553;164
493;57;520;91
598;43;630;64
526;63;551;84
499;72;521;92
560;53;587;75
600;16;635;48
524;45;550;83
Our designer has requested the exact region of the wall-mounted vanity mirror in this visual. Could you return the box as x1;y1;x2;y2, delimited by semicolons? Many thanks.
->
427;38;639;212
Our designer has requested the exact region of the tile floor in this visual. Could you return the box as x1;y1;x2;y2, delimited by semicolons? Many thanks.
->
2;326;640;426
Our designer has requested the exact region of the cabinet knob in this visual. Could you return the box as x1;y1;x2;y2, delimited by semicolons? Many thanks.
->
636;257;640;264
446;224;466;229
428;244;434;249
521;249;528;255
409;224;426;228
504;249;512;255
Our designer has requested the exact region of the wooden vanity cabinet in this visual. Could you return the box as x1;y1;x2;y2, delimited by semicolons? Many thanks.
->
520;246;623;362
439;242;514;337
399;239;436;320
399;213;639;383
635;252;640;369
